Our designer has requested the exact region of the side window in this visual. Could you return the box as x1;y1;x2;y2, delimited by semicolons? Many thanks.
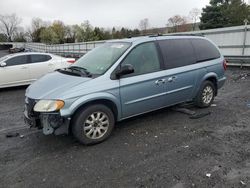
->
121;42;161;76
158;39;196;69
45;55;52;61
5;55;27;66
191;39;221;62
30;55;50;63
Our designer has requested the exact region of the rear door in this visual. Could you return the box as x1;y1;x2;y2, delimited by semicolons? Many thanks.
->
157;39;198;105
28;54;51;81
119;42;167;118
0;55;30;87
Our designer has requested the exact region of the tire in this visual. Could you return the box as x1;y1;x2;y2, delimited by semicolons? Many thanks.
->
72;104;115;145
195;80;216;108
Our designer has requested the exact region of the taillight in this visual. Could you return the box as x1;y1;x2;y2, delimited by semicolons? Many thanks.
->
223;59;227;70
67;59;75;63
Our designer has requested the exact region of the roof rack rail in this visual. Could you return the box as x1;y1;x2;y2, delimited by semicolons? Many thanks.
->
148;33;204;37
148;33;164;37
167;33;204;37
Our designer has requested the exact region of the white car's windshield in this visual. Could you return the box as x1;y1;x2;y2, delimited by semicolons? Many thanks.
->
73;42;131;75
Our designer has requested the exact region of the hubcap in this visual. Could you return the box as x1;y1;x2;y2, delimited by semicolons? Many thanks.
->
83;112;109;139
202;86;214;104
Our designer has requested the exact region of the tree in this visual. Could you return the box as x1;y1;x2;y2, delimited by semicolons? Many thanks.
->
167;15;188;32
27;18;46;42
139;18;149;34
74;20;95;42
65;25;78;43
13;31;26;42
40;27;59;44
82;20;95;41
0;14;22;41
0;33;7;42
200;0;250;29
51;20;66;43
189;8;201;31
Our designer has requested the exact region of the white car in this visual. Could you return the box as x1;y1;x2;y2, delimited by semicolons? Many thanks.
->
0;52;75;88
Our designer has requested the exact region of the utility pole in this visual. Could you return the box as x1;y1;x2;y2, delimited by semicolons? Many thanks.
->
242;19;248;56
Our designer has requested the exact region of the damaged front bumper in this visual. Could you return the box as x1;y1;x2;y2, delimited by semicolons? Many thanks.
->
24;98;70;135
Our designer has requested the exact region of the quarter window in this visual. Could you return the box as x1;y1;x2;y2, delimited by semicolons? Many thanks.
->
5;55;28;66
121;42;161;76
191;39;220;62
158;39;196;69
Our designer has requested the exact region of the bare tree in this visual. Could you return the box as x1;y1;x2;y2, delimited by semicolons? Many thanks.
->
0;14;22;41
27;18;46;42
167;15;187;33
189;8;201;31
139;18;149;34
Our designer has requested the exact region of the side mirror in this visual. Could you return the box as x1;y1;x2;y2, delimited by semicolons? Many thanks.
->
0;62;6;67
116;64;134;78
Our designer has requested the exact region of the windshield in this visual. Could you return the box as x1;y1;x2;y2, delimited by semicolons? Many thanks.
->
73;42;131;74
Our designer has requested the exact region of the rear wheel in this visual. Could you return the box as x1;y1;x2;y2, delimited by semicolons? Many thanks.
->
195;80;216;108
72;104;115;145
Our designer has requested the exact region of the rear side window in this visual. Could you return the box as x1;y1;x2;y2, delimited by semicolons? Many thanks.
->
5;55;27;66
158;39;196;69
30;54;51;63
191;39;220;62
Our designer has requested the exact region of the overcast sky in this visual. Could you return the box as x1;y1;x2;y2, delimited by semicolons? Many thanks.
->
0;0;210;29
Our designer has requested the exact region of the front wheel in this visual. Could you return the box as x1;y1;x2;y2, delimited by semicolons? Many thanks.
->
195;80;216;108
72;104;115;145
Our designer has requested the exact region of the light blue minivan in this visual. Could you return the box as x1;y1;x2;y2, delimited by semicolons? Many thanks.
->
24;35;226;144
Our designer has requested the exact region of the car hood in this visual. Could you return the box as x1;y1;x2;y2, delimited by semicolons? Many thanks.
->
26;71;91;99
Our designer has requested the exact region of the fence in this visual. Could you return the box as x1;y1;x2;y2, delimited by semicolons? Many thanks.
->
10;41;106;58
0;25;250;66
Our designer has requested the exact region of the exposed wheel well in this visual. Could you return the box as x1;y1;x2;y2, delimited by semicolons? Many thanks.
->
68;99;118;135
72;99;118;122
206;77;218;96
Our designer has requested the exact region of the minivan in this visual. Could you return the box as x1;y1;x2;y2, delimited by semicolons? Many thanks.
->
24;35;226;145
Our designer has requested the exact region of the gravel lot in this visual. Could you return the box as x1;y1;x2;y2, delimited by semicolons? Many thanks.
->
0;67;250;188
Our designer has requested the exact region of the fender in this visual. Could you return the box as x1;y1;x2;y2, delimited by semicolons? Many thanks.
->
193;72;218;97
201;72;218;82
60;92;121;119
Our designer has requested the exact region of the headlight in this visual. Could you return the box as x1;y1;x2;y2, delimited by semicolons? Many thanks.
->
34;100;65;112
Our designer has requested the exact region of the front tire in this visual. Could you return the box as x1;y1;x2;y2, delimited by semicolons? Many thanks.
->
195;80;216;108
72;104;115;145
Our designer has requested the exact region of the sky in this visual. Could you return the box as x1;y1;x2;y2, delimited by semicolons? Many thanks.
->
0;0;211;29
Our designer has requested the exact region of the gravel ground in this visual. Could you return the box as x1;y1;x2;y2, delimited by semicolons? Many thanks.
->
0;67;250;188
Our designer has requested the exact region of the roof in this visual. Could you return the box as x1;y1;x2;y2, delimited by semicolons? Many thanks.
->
106;35;205;45
3;52;54;59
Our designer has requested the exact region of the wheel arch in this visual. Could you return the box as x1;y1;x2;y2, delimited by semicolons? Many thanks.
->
71;99;119;122
202;73;218;96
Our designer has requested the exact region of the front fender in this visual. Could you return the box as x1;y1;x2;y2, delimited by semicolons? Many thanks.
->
60;92;121;119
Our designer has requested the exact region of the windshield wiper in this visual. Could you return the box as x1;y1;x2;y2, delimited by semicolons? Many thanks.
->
68;66;92;77
56;68;83;77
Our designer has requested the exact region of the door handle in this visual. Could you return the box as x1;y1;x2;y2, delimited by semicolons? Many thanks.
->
48;63;54;66
21;66;28;69
155;79;166;85
167;76;177;82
